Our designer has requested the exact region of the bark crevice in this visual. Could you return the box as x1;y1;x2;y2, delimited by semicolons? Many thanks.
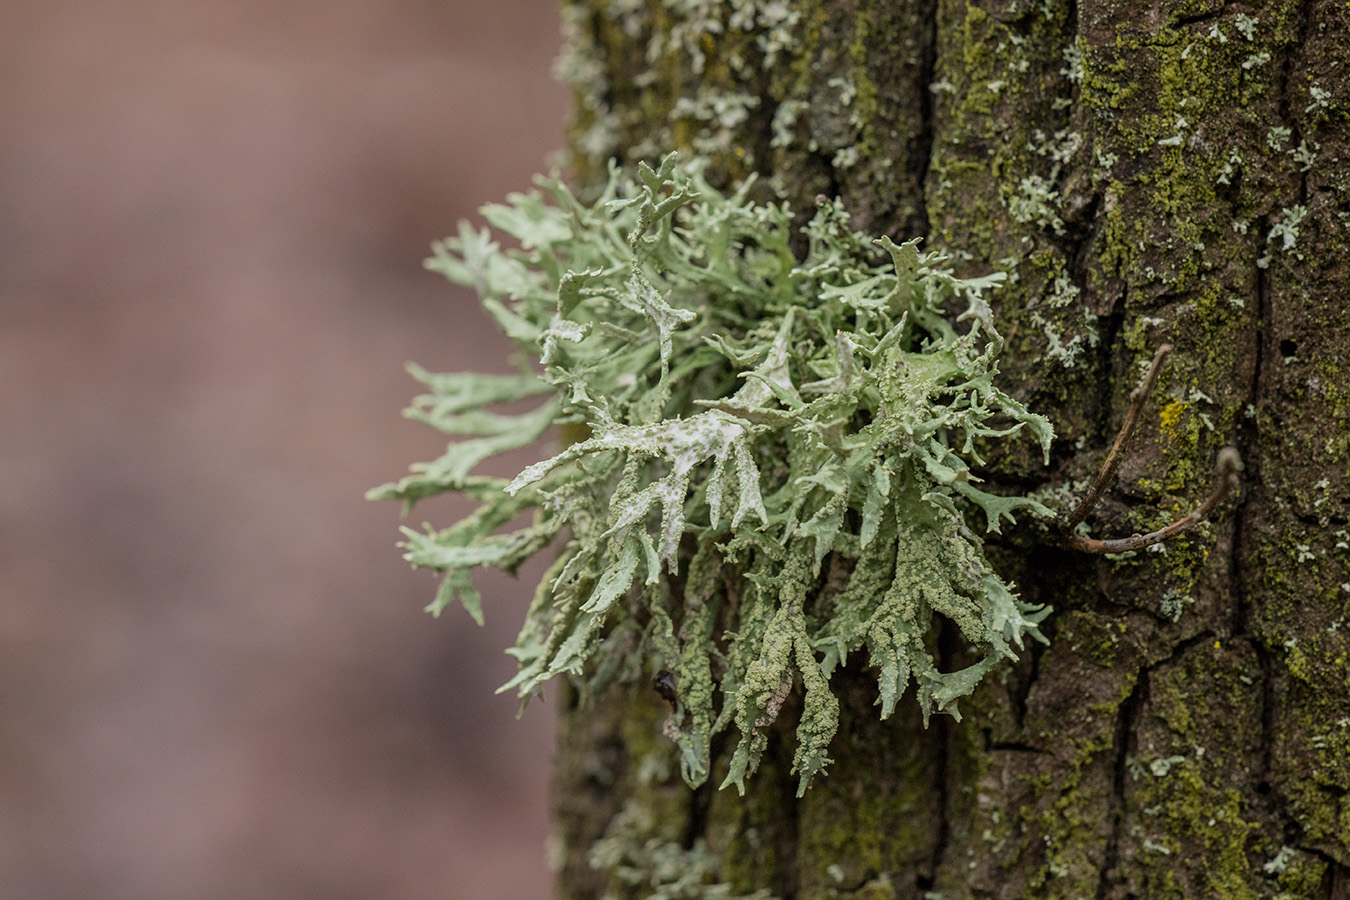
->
1095;671;1145;900
1231;219;1272;639
913;0;938;238
1276;0;1313;210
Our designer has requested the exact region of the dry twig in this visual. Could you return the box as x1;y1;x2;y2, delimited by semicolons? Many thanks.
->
1066;448;1243;554
1061;344;1242;554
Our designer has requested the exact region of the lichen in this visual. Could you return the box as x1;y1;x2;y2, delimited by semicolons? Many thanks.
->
591;799;777;900
372;154;1054;796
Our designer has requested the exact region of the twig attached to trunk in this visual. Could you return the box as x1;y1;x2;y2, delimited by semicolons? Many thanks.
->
1062;343;1172;532
1061;344;1242;554
1066;448;1243;553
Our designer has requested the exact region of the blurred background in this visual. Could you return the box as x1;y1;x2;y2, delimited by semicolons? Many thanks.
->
0;1;567;897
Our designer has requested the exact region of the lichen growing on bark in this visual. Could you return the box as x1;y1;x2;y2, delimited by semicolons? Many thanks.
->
371;153;1055;795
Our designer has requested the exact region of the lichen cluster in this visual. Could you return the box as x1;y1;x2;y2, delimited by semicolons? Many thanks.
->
371;154;1054;795
589;801;775;900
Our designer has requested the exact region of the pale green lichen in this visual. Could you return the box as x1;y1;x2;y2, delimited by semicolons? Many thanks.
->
1268;205;1308;253
1159;589;1195;623
591;801;776;900
372;154;1054;795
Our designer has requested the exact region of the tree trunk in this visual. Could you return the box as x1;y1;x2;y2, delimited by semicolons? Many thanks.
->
549;1;1350;897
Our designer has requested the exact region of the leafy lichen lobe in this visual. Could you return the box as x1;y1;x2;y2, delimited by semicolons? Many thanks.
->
372;154;1054;794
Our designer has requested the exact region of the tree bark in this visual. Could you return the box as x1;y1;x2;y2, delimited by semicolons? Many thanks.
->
550;1;1350;897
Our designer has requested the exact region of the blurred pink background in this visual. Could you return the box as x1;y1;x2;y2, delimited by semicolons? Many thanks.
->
0;1;567;897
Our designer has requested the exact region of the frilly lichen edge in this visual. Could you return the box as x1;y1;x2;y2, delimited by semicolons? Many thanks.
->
369;153;1055;795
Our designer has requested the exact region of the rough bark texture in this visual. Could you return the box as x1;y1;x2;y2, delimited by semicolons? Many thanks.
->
551;0;1350;897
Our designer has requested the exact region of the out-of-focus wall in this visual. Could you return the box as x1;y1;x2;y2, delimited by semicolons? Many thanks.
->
0;1;566;897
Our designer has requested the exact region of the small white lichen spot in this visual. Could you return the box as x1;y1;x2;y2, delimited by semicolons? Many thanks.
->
1269;205;1308;252
1233;13;1259;41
